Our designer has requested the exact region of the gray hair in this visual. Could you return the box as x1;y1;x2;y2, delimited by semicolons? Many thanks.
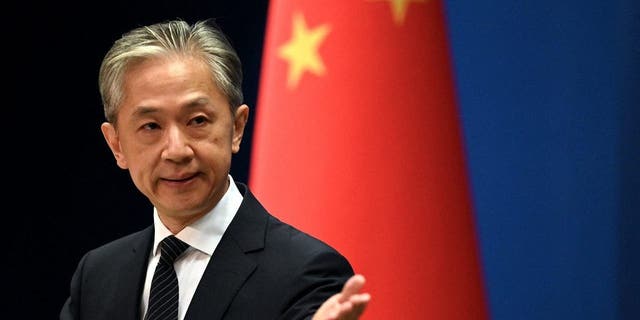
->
98;19;243;125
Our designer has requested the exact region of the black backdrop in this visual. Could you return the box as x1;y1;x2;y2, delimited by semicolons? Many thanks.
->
10;1;268;318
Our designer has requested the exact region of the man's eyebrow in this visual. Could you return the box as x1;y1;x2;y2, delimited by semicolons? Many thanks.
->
131;106;159;118
130;98;212;118
185;97;211;109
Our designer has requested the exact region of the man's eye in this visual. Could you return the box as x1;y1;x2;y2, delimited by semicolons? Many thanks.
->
190;116;208;126
142;122;160;130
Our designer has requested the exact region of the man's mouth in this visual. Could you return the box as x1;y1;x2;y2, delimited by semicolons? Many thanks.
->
163;173;198;182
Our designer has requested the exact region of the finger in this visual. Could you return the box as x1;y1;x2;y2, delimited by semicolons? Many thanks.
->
350;293;371;305
320;295;342;320
333;297;369;320
342;294;370;320
348;302;367;320
339;274;366;302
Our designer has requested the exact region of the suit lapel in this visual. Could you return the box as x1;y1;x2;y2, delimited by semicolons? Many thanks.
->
184;183;267;320
111;227;154;320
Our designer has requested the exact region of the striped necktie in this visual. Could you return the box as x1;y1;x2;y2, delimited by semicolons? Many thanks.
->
145;235;190;320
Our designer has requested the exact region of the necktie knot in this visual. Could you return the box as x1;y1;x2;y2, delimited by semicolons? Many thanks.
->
160;235;189;264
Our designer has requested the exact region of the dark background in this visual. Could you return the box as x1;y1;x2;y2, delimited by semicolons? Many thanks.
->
8;1;640;319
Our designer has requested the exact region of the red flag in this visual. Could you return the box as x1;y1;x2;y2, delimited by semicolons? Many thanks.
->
250;1;488;318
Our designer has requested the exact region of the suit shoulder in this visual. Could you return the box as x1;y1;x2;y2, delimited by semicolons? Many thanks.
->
81;227;151;264
267;214;348;260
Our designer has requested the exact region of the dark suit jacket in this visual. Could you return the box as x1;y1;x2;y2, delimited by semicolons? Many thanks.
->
60;183;354;320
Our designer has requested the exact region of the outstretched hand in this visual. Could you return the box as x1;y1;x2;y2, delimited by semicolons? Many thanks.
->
312;274;371;320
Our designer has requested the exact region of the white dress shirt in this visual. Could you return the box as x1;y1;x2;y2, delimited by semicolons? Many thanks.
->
140;174;243;320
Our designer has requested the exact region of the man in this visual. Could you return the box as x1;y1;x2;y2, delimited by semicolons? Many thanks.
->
60;19;369;320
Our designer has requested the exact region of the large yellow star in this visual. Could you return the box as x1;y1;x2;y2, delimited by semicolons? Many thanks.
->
371;0;427;25
278;12;331;89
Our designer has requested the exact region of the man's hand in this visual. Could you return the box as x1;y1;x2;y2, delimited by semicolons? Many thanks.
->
312;274;371;320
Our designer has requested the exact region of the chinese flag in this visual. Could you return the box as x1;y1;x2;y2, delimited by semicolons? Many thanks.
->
249;1;488;319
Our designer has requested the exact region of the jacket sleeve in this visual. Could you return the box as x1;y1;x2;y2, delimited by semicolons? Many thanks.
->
278;248;355;320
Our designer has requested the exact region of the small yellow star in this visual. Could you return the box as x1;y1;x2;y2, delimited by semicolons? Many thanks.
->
371;0;427;25
278;12;331;89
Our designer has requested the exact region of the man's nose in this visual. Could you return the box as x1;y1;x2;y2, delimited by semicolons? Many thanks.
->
161;126;195;162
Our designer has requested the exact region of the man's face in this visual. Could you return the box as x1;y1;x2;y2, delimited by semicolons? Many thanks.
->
101;56;248;228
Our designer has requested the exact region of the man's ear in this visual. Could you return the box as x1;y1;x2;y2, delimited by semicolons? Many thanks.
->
100;122;129;169
232;104;249;154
